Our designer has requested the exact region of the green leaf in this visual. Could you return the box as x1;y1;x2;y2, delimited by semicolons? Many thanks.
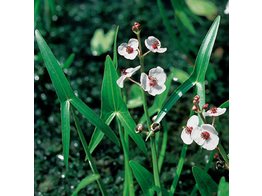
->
35;29;120;158
217;177;229;196
146;16;220;141
113;26;119;69
35;29;75;102
192;166;218;196
91;29;115;56
186;0;218;20
61;100;71;170
170;67;190;84
127;84;143;109
129;161;156;196
61;53;75;70
70;96;120;147
71;174;100;196
89;56;147;156
220;100;229;108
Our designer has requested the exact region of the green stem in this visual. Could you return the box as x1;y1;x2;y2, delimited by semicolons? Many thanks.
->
158;118;168;173
150;137;162;196
217;143;229;167
71;106;108;196
116;117;134;196
169;144;187;195
137;32;162;196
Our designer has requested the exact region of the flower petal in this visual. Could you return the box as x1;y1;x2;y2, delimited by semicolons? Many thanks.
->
201;124;218;135
148;84;166;96
191;127;205;146
217;108;226;115
128;38;139;49
124;50;138;60
187;115;199;128
202;133;219;151
118;43;128;56
116;75;126;88
156;47;167;53
140;73;150;91
125;65;141;77
181;129;193;145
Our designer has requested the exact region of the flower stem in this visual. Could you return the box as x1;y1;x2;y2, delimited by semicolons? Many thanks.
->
127;77;141;87
137;33;162;196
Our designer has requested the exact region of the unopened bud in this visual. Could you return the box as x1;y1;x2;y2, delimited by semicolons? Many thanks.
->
150;122;160;133
203;103;209;110
194;95;200;101
192;105;198;111
132;22;141;34
135;124;143;133
152;115;157;122
214;153;219;159
193;99;199;104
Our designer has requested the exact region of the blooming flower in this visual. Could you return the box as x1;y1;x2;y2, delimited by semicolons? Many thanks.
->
118;38;139;60
181;115;199;145
203;107;226;117
140;66;167;96
191;124;219;150
116;66;141;88
145;36;167;53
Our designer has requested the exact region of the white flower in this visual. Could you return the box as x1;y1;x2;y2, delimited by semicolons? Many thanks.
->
181;115;199;145
203;107;226;117
116;66;141;88
145;36;167;53
140;66;167;96
191;124;219;151
118;38;139;60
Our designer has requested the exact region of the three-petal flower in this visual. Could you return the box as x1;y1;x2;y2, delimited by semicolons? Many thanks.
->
203;107;226;117
116;66;141;88
145;36;167;53
191;124;219;151
118;38;139;60
140;66;167;96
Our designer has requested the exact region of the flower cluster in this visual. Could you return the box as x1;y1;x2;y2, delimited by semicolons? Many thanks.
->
181;95;227;151
116;22;167;96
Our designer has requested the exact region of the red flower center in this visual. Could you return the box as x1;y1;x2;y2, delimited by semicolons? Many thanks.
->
201;131;210;140
185;126;193;135
121;69;127;75
210;107;217;114
148;76;158;87
152;41;160;49
126;46;134;54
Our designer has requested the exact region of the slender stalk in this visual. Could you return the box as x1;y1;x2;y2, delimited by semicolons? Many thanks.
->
158;118;168;173
71;106;108;196
136;32;162;196
217;143;229;168
169;144;188;195
116;117;134;196
150;137;162;196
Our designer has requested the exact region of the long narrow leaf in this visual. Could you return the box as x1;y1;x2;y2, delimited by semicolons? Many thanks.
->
35;30;75;102
146;16;220;141
71;174;100;196
61;100;71;170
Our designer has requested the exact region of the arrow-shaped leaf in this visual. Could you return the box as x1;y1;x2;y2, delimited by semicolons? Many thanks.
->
89;55;148;156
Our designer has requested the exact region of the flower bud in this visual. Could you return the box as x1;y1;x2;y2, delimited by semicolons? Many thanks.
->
135;124;143;133
193;100;199;104
194;95;200;101
132;22;141;34
213;153;219;159
150;122;160;133
203;103;209;110
192;105;198;111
